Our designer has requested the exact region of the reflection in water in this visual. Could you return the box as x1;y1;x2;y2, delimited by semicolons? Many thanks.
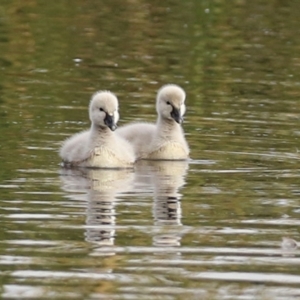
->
135;160;188;247
60;168;134;247
60;161;188;249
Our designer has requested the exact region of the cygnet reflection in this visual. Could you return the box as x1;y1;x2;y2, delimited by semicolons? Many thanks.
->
134;160;188;247
60;168;134;247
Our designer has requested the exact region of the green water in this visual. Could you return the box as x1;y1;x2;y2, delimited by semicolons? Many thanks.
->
1;0;300;299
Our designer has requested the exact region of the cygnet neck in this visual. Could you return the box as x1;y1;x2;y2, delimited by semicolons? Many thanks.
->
90;123;113;140
156;116;181;139
157;115;180;129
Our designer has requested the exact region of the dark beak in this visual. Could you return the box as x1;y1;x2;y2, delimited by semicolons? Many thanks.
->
104;114;117;131
171;106;183;124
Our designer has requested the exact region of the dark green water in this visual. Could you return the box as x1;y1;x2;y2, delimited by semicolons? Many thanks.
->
1;1;300;299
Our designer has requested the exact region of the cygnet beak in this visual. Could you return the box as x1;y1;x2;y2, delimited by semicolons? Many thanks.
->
171;106;183;124
104;114;117;131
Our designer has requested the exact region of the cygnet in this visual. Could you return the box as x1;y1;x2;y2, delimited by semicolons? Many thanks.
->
116;84;189;160
59;91;135;168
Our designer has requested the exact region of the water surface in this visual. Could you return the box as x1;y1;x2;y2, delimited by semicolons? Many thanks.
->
1;0;300;299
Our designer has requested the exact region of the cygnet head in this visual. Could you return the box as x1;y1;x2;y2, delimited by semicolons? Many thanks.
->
156;84;186;124
89;91;120;131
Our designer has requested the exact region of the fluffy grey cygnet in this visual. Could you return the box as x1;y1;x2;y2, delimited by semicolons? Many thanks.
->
59;91;135;168
116;84;189;160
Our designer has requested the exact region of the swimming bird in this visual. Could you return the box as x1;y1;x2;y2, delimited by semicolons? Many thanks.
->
59;91;135;168
116;84;189;160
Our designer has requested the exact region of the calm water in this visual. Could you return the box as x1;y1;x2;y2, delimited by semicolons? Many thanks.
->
1;0;300;299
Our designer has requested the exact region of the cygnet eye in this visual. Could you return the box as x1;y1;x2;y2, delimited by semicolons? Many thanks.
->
166;101;171;105
99;108;104;111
